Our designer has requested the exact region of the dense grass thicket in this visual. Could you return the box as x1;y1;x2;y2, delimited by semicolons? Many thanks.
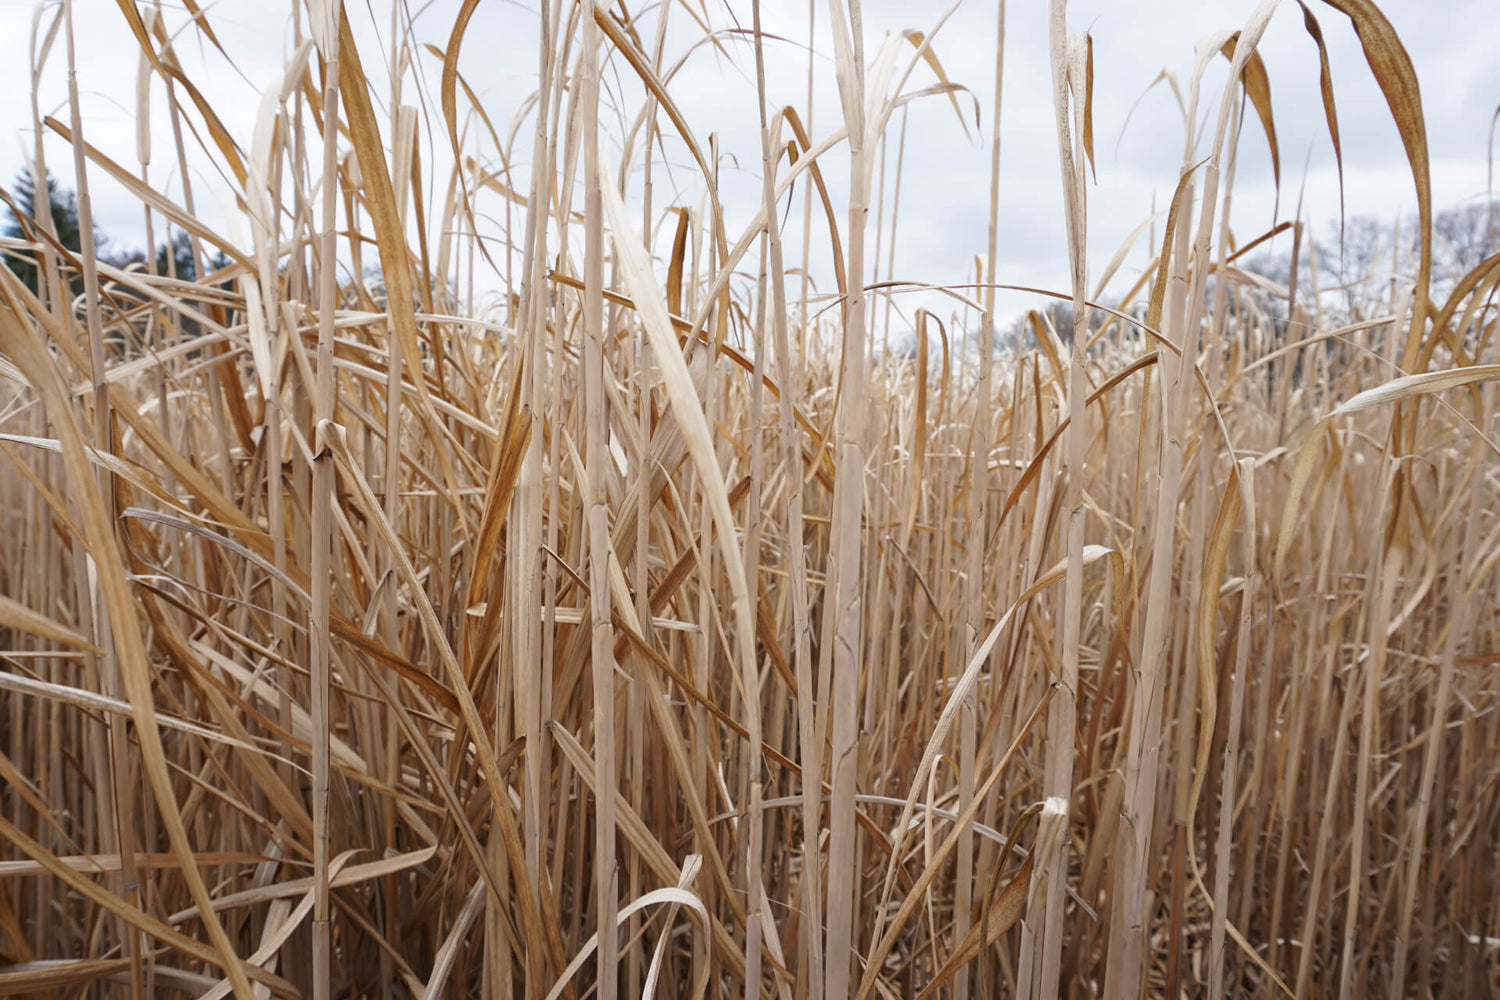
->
0;1;1496;997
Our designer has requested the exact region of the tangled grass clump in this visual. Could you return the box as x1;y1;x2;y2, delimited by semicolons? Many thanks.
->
0;1;1497;997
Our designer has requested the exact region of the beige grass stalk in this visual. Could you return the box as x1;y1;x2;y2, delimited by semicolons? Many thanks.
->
750;30;824;1000
308;5;342;997
745;3;789;995
1338;516;1404;999
134;12;168;464
824;2;869;995
579;5;618;997
61;0;137;979
1208;459;1255;999
799;0;817;367
385;103;418;660
1201;80;1244;1000
626;9;664;994
954;8;999;984
875;109;907;360
1035;10;1088;998
982;7;1006;598
513;4;561;990
21;13;66;966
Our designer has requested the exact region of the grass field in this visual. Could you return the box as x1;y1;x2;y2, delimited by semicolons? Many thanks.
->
0;0;1497;997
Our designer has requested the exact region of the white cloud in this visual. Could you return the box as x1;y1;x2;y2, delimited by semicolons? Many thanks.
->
0;0;1488;334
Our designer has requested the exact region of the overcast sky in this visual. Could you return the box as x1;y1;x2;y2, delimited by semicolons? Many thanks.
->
1;0;1495;333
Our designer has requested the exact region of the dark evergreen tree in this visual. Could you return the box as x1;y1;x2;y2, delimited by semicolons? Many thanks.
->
154;228;229;282
4;169;86;294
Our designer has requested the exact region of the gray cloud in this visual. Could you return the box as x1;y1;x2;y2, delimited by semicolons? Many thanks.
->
0;0;1489;333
